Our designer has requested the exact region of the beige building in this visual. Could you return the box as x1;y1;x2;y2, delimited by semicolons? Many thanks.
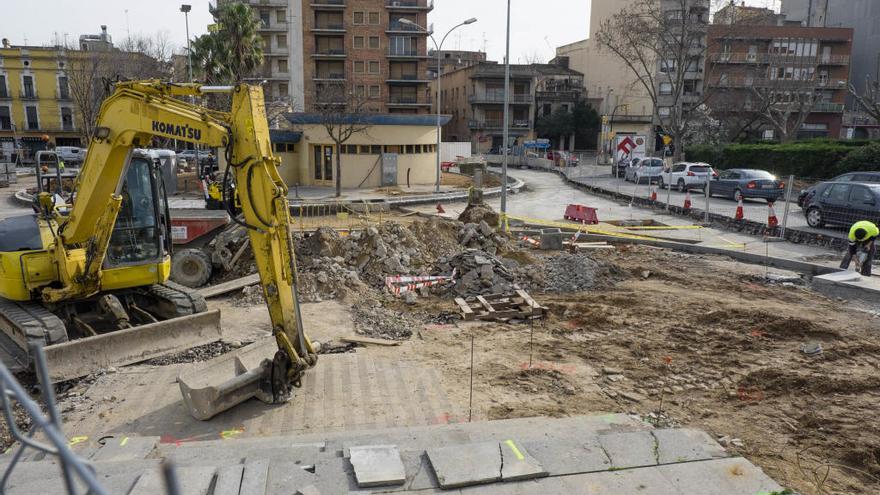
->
555;0;654;160
276;113;445;188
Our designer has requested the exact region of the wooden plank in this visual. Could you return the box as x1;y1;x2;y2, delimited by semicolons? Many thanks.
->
515;290;540;310
198;273;261;299
476;295;495;314
341;336;402;346
455;297;475;321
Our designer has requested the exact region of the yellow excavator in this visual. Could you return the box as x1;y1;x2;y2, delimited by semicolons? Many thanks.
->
0;81;317;418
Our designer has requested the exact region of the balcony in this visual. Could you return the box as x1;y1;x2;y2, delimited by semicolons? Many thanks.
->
20;90;38;100
386;21;431;34
710;53;851;66
468;93;533;104
313;73;346;81
712;76;830;89
818;55;850;65
813;102;845;113
248;0;287;5
468;119;531;130
385;0;434;11
312;23;345;32
0;90;10;99
387;48;427;59
386;74;430;83
312;49;347;59
257;21;287;32
613;114;654;124
387;96;431;106
311;0;345;8
57;90;71;100
535;90;581;102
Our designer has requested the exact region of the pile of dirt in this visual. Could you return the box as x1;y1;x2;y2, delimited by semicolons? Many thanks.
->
458;203;500;228
0;402;32;452
351;298;420;340
457;221;510;255
232;285;265;307
540;253;624;293
433;249;519;297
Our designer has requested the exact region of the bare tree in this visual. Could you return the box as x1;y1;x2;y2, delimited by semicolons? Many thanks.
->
850;76;880;123
310;83;373;197
595;0;714;159
751;82;820;143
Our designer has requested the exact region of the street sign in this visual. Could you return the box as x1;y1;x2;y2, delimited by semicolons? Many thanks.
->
614;135;646;164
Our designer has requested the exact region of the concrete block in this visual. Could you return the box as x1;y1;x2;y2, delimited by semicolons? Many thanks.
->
212;465;244;495
128;466;216;495
348;444;406;488
239;458;270;494
90;435;159;462
296;485;323;495
427;441;501;489
500;439;548;481
653;428;728;464
657;457;783;494
598;430;658;468
520;437;611;476
267;460;320;493
540;228;564;250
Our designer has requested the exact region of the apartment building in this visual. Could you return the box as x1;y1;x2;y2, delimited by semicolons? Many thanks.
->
221;0;433;114
427;49;487;78
437;62;584;153
713;4;781;26
706;23;853;139
0;42;82;157
655;0;710;126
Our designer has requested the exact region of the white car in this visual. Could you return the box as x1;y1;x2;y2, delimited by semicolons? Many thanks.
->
55;146;86;164
659;162;715;192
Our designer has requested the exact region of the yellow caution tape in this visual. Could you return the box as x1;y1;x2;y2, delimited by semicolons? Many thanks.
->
505;214;668;241
623;225;703;231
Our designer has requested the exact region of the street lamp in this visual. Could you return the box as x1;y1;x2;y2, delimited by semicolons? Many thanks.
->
399;17;477;193
180;4;193;85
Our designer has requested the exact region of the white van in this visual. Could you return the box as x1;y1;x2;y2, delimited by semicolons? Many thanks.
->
56;146;86;163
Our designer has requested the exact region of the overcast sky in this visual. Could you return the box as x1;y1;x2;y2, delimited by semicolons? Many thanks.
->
4;0;781;62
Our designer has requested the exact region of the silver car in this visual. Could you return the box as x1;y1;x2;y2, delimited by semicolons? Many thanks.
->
624;157;664;184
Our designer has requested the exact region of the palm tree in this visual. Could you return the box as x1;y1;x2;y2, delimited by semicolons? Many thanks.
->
190;34;229;84
215;2;264;82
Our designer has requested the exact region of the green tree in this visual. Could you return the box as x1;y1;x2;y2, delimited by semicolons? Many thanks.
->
535;101;600;150
191;1;264;83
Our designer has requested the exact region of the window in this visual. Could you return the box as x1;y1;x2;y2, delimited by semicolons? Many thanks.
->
353;36;365;49
850;186;874;204
25;105;39;130
277;9;286;23
61;107;73;130
273;143;295;153
660;59;676;73
0;106;10;130
353;11;364;24
22;75;35;98
58;76;70;99
370;145;382;154
359;145;370;154
342;145;358;154
354;61;365;73
369;12;380;25
277;34;287;49
0;75;7;98
823;184;851;204
355;85;366;97
368;61;380;74
279;82;289;95
658;106;671;117
659;82;673;95
259;10;271;27
369;85;380;98
683;80;697;95
277;59;288;73
369;36;380;49
672;164;686;173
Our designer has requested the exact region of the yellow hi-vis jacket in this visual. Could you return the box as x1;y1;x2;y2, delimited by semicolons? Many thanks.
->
848;220;879;242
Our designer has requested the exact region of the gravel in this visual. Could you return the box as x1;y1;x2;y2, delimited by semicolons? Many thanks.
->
144;340;250;366
351;299;420;341
541;253;623;293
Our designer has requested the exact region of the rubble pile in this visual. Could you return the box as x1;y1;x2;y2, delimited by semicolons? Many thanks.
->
434;249;520;297
541;253;623;293
458;203;499;227
351;298;419;340
297;255;366;302
233;284;265;307
457;221;509;255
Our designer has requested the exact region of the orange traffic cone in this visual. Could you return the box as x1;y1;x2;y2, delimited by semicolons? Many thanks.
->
436;203;445;214
735;197;744;220
767;202;778;228
650;186;657;201
683;190;692;209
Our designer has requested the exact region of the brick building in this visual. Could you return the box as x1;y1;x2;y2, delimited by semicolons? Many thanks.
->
219;0;433;114
706;23;853;139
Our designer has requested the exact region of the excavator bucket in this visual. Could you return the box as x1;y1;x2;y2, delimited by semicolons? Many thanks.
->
178;336;278;420
44;310;223;383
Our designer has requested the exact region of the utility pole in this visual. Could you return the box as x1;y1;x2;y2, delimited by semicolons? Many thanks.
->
180;4;194;85
500;0;511;224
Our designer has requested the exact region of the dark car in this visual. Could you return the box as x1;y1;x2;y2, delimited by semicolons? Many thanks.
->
707;169;786;202
804;182;880;228
614;156;639;178
798;171;880;208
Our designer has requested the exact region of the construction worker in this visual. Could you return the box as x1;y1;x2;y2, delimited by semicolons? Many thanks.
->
840;220;879;276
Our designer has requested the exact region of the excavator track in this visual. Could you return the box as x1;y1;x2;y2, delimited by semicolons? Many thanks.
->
0;298;68;369
136;281;208;319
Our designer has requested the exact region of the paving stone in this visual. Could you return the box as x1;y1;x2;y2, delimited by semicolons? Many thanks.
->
348;444;406;488
128;466;216;495
653;428;728;464
520;437;612;476
239;458;270;494
427;441;501;489
458;467;680;495
296;485;323;495
90;435;159;462
499;439;548;482
212;465;244;495
267;460;320;493
598;430;658;468
657;457;783;494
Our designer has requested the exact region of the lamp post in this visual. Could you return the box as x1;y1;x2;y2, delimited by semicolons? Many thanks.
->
500;0;510;221
399;17;477;193
180;4;193;85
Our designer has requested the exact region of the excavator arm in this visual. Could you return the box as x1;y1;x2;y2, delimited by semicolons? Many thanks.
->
43;81;315;415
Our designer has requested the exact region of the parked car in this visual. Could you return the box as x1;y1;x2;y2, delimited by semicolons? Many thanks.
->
708;169;785;201
55;146;86;164
804;182;880;228
624;157;664;184
546;151;579;167
614;156;639;178
798;171;880;208
659;162;716;192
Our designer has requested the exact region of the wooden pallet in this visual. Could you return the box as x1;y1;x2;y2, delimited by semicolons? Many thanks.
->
454;290;547;322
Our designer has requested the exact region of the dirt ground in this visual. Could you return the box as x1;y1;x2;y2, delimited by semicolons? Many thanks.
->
362;247;880;495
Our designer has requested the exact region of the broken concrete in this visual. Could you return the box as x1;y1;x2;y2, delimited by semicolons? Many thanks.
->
427;441;502;489
499;439;548;481
348;444;406;488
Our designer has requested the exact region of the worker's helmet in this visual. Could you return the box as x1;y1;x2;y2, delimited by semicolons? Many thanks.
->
854;228;869;241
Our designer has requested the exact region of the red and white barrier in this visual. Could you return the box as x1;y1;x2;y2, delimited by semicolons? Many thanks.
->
520;236;540;248
683;190;692;209
735;197;744;220
650;186;657;202
385;272;456;295
767;202;778;228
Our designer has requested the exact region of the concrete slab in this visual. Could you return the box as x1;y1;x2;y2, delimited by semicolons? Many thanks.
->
657;457;783;494
266;460;320;493
459;466;680;495
90;435;159;462
296;485;323;495
128;466;216;495
520;437;612;475
653;428;728;464
348;444;406;488
239;458;270;494
818;271;861;282
211;465;244;495
598;430;659;469
499;439;548;481
427;441;502;489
